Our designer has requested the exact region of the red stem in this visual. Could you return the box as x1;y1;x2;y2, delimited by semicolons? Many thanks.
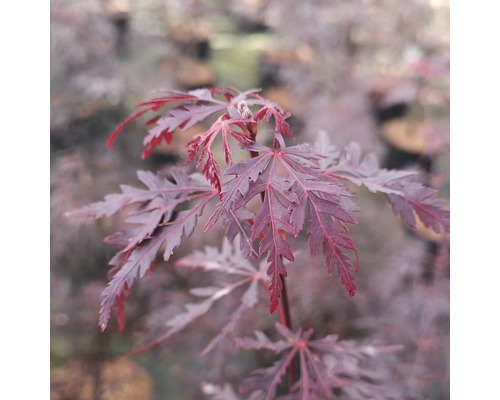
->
280;275;296;390
279;275;293;330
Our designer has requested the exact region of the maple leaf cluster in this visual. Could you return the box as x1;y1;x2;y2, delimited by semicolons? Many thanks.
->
235;323;405;400
67;86;450;337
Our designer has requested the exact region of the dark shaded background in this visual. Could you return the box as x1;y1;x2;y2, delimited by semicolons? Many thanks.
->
50;0;450;398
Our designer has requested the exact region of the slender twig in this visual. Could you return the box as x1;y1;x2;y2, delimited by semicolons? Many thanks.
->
279;275;293;330
280;275;297;389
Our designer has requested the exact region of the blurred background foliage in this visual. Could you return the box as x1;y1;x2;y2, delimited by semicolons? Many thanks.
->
50;0;449;398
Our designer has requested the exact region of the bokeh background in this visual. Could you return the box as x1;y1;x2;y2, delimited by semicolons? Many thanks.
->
50;0;450;398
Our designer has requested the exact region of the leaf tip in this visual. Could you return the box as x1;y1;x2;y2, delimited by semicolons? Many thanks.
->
106;132;119;149
99;321;107;333
269;302;278;313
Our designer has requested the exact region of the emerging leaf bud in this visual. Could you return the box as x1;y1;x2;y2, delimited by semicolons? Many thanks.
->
237;100;253;119
237;100;258;140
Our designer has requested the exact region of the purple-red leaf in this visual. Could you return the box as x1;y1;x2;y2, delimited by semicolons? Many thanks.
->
330;142;416;194
385;183;450;233
252;97;294;139
185;115;256;194
237;323;404;399
278;148;358;298
252;179;296;312
106;87;264;163
142;128;174;159
222;208;258;259
106;90;201;149
204;152;273;231
206;139;358;310
99;195;214;331
99;241;160;331
65;169;184;219
323;140;450;234
67;168;217;332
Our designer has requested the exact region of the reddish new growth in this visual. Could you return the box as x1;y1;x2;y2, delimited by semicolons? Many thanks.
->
67;86;450;333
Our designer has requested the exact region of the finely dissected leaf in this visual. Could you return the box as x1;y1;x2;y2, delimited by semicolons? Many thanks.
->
204;152;273;231
64;86;450;385
185;114;256;193
104;87;306;198
66;169;203;219
323;140;450;234
142;125;174;159
105;86;263;169
252;173;296;312
241;353;299;400
186;115;253;166
329;142;416;194
313;131;340;171
251;95;294;139
67;168;216;252
99;242;159;331
279;149;359;297
155;103;226;134
385;183;450;232
237;325;318;400
205;137;359;310
222;208;259;259
106;90;201;149
142;102;227;161
237;323;404;400
128;239;267;356
99;195;215;331
222;149;299;311
67;168;218;331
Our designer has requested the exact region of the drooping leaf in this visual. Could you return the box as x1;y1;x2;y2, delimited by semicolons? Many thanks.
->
67;168;217;331
385;183;450;233
329;142;417;194
99;239;160;331
99;195;215;331
322;140;450;234
218;149;299;311
253;177;296;312
280;152;358;296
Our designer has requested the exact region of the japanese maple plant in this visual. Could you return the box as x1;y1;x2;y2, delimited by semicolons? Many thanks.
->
67;86;450;399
